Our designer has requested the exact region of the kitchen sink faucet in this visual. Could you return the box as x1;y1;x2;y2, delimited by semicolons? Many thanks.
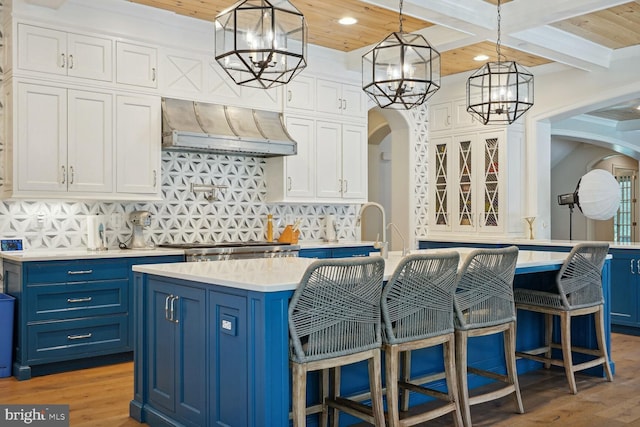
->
357;202;387;257
387;222;408;256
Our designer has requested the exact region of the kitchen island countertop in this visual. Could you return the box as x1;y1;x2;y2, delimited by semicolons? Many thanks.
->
132;248;571;292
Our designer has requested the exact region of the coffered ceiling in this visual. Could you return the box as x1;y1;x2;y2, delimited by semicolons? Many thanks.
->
128;0;640;78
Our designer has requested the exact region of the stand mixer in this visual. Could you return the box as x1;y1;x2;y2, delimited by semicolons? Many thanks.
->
128;211;155;249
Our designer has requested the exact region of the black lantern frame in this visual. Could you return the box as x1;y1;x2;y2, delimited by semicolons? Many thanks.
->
215;0;307;89
466;0;534;125
361;0;440;110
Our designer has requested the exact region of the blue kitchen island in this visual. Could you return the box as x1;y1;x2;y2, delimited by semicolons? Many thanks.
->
129;249;612;427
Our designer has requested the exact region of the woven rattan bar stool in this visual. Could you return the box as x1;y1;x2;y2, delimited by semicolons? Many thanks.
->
381;252;463;427
288;257;386;427
514;242;613;395
454;246;524;427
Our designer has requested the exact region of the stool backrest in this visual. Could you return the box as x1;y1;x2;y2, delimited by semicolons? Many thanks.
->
454;246;519;330
557;242;609;309
381;252;460;345
288;257;385;363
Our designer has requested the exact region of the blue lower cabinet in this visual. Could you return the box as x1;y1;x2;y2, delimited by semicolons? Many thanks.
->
4;255;182;380
609;249;639;331
299;245;376;259
132;274;292;427
146;279;206;426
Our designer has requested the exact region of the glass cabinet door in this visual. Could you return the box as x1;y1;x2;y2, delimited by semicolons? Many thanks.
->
482;135;500;229
429;137;452;231
457;137;474;230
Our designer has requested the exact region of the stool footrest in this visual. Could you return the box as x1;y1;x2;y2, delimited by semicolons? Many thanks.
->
399;380;451;402
468;384;518;407
468;366;509;383
327;396;374;424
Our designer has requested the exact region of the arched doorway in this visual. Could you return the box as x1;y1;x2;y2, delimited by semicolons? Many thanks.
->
366;107;413;252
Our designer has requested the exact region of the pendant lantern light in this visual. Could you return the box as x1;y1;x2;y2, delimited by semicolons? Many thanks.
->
214;0;307;89
362;0;441;110
466;0;534;125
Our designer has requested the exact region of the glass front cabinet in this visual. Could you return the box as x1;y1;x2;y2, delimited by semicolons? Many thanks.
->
428;128;523;236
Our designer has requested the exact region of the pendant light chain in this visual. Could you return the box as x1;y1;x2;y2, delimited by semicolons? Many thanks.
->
496;0;504;63
399;0;404;33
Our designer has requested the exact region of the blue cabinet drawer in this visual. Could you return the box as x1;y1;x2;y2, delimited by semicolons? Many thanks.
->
27;280;128;322
27;315;129;363
26;260;129;284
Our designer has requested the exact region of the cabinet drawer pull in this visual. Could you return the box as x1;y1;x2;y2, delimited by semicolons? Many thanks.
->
67;333;92;340
342;99;347;110
153;169;157;187
165;295;171;321
67;297;92;304
61;165;66;184
69;166;75;184
631;259;635;274
152;67;157;82
170;295;179;323
288;90;292;102
67;269;93;275
61;53;66;68
637;259;640;274
338;98;342;110
287;177;292;191
69;54;74;69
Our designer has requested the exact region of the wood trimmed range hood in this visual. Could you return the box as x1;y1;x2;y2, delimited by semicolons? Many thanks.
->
161;98;297;157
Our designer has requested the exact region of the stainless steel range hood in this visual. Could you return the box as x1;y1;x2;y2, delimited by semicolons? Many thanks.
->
161;98;297;157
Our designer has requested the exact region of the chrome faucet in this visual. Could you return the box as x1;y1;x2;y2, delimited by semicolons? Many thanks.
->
357;202;387;256
387;222;408;256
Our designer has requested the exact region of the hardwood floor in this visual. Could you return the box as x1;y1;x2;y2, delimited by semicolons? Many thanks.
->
1;333;639;426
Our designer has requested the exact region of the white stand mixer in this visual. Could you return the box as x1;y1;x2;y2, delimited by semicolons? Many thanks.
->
128;211;155;249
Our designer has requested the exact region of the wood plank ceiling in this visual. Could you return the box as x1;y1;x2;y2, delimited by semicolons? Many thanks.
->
128;0;640;78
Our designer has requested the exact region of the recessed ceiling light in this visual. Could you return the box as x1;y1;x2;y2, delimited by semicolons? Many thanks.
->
338;17;358;25
474;54;490;61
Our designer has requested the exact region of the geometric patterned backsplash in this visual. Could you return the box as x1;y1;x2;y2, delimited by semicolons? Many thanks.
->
0;151;361;249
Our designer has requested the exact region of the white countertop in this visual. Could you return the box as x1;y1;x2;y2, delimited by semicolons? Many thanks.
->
298;240;377;249
0;247;185;262
0;241;377;262
132;248;570;293
419;235;640;250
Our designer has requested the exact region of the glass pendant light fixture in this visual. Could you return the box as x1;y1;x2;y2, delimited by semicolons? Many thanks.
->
466;0;534;125
214;0;307;89
362;0;441;110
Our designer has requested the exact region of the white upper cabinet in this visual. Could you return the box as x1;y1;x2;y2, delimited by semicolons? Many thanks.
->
285;75;315;112
16;83;113;195
16;83;68;193
17;23;113;82
316;78;366;119
315;121;367;201
115;94;161;197
429;98;480;133
66;89;113;193
264;115;315;202
116;41;158;88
